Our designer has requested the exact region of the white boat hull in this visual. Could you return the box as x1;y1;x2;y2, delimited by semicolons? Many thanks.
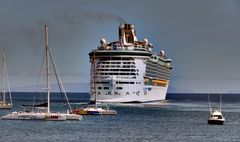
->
207;110;225;125
1;112;46;120
208;118;225;125
64;113;82;120
1;112;82;121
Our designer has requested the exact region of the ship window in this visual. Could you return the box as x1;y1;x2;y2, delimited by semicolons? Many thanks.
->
96;81;109;84
103;87;109;90
118;81;130;84
114;92;118;95
130;82;134;84
126;92;129;95
136;91;140;95
108;92;111;95
98;87;102;89
97;92;101;95
116;87;123;90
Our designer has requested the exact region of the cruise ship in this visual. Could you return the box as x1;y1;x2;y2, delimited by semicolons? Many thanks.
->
89;24;172;103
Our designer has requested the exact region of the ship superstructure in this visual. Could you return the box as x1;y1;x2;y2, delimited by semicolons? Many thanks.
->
89;24;172;103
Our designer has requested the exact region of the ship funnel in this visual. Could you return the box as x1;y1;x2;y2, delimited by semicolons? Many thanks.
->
119;24;138;45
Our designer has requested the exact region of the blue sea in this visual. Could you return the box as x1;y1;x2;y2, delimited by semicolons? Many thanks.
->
0;93;240;142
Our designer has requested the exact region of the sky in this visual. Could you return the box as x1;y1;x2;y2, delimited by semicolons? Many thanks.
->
1;0;240;93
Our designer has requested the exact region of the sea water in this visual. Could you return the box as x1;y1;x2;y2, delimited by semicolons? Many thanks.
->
0;93;240;142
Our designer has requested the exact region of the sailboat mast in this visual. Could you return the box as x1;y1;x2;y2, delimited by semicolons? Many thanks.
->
45;25;50;114
2;51;6;103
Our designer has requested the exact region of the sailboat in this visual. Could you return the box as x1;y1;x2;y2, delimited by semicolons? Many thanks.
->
208;94;225;125
1;25;81;121
0;51;13;109
71;52;117;115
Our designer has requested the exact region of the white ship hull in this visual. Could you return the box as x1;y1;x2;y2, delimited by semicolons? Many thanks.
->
91;83;169;103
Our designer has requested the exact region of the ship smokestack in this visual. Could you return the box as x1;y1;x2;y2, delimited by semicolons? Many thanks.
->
119;24;138;46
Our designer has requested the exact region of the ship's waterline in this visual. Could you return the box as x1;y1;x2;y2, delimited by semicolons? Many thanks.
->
89;24;172;103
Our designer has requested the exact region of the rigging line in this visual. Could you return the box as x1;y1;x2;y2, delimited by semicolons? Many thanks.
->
32;31;46;101
31;96;36;112
49;48;70;111
39;54;46;102
0;49;4;101
33;47;45;102
208;94;212;113
30;29;46;102
3;50;12;105
48;48;65;107
48;47;72;112
29;30;45;78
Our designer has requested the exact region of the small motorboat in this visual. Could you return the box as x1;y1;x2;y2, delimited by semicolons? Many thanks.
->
72;105;117;115
208;109;225;125
208;94;225;125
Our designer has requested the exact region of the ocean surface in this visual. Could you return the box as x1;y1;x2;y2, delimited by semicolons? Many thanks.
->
0;93;240;142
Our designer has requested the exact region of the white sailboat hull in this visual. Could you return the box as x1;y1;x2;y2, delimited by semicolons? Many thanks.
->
1;111;82;121
1;112;46;120
64;113;82;120
44;113;66;121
